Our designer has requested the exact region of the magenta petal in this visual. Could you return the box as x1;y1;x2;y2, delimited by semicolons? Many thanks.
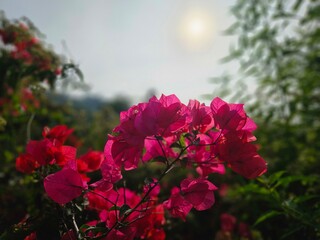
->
181;178;217;211
163;187;192;220
44;168;85;204
62;146;77;170
90;179;113;192
26;139;52;165
230;154;267;179
192;191;215;211
210;97;227;114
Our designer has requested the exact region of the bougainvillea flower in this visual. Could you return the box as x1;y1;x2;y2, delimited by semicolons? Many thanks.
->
77;150;104;172
180;178;218;211
218;132;267;179
54;145;77;167
150;204;166;228
100;209;136;239
196;163;226;177
88;188;141;213
187;99;214;133
26;139;53;166
163;187;192;220
233;117;258;142
25;139;76;167
134;94;190;137
186;132;224;176
23;232;37;240
114;188;141;208
44;167;87;204
42;125;73;146
90;158;122;192
142;136;178;162
210;97;247;131
86;190;114;211
105;136;144;170
229;154;267;179
105;222;137;240
143;178;160;198
16;153;39;173
132;204;166;240
220;213;237;232
218;184;229;197
20;88;40;111
238;222;252;239
113;103;146;146
144;228;166;240
186;133;211;159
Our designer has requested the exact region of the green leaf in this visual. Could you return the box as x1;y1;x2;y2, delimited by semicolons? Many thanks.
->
119;204;131;217
170;142;182;149
109;205;121;211
152;156;167;164
268;171;287;185
0;117;6;131
254;210;282;226
293;194;320;204
280;225;304;239
79;224;91;231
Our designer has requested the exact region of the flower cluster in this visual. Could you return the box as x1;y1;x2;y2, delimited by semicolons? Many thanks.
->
17;94;267;240
0;20;60;73
0;16;62;116
214;213;253;240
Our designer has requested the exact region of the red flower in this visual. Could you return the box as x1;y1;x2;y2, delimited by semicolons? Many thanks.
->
16;153;39;173
42;125;74;146
163;187;192;221
187;99;214;133
145;228;166;240
143;178;160;198
218;132;267;179
186;132;224;177
142;136;178;162
44;167;87;204
26;139;54;166
24;232;36;240
210;97;247;131
180;178;217;211
90;157;122;192
77;150;104;172
134;94;190;137
238;222;252;239
113;104;146;146
220;213;237;232
104;136;144;170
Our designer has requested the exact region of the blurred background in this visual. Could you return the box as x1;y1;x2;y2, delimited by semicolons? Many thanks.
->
1;0;236;104
0;0;319;239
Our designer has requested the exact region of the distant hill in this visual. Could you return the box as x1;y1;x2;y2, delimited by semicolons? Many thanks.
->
47;92;130;113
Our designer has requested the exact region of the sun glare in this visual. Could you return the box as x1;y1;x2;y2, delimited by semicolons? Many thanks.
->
188;18;206;38
177;10;214;51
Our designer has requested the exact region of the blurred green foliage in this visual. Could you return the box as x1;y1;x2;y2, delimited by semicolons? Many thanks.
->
208;0;320;239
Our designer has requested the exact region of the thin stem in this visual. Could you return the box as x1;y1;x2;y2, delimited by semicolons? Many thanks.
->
71;213;80;240
87;189;117;206
26;113;35;143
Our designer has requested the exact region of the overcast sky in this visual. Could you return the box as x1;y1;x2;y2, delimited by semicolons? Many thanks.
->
1;0;236;104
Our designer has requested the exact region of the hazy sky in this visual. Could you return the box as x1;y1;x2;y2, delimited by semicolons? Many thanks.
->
1;0;236;104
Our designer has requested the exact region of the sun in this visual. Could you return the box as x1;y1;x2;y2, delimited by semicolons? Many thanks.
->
177;10;214;51
187;18;206;38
